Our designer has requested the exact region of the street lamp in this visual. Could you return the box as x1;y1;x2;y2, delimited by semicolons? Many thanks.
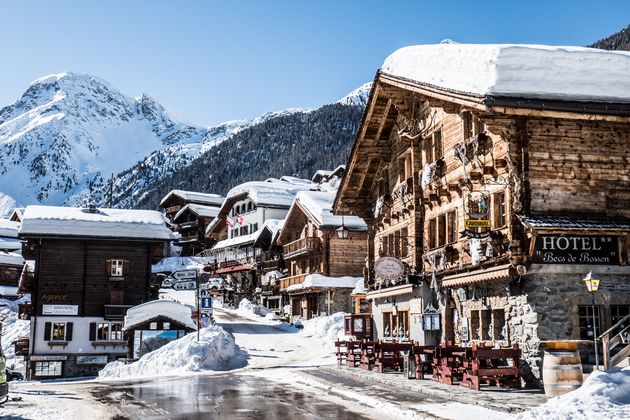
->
583;271;600;370
336;215;350;240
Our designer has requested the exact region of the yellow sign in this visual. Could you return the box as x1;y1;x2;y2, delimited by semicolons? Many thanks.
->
465;219;490;228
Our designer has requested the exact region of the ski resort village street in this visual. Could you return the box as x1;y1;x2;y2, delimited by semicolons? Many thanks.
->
3;296;507;419
3;3;630;420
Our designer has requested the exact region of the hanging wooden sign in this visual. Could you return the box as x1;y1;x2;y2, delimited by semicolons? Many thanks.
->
461;191;491;238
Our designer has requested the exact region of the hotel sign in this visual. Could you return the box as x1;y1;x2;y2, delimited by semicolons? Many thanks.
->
462;191;491;238
374;257;405;281
42;304;79;315
532;235;618;265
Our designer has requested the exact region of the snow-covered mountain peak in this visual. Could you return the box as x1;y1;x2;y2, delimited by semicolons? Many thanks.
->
336;82;372;107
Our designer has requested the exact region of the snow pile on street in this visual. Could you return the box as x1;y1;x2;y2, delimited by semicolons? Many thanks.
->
299;312;345;341
98;324;244;379
518;367;630;419
286;273;361;292
237;298;270;318
0;296;31;373
382;44;630;102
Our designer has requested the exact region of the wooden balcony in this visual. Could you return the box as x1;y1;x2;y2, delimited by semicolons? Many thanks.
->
178;220;199;230
282;237;322;260
13;337;29;357
279;273;308;290
104;305;133;321
177;234;200;244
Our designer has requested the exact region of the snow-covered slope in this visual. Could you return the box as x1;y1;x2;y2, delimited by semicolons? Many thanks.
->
0;72;305;213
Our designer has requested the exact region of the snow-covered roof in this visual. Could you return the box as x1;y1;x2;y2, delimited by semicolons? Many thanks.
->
0;251;23;267
19;205;175;241
279;176;313;186
9;208;24;222
381;44;630;103
0;219;20;238
124;299;197;330
0;238;21;251
294;190;367;231
0;285;19;297
151;256;214;274
173;203;220;221
211;219;282;251
159;189;224;207
286;273;362;292
225;180;315;208
351;278;366;295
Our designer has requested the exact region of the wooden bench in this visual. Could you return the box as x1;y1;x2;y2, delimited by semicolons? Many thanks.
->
412;344;437;379
360;341;377;370
373;342;412;373
432;344;469;385
461;343;521;391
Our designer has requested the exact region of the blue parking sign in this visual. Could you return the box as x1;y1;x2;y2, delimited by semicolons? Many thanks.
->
200;297;212;310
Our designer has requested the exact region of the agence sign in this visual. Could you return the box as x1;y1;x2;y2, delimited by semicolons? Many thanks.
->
532;235;618;265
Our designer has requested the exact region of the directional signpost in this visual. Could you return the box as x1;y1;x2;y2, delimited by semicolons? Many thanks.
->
173;269;198;280
172;281;197;291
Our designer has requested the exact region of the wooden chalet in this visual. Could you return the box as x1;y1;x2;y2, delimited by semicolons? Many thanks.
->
159;190;224;256
205;179;314;306
18;205;173;379
335;44;630;386
276;189;367;320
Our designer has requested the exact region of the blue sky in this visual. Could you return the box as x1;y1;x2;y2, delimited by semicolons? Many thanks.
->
1;0;629;126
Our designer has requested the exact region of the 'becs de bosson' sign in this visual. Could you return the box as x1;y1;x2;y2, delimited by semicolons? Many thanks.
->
532;234;618;265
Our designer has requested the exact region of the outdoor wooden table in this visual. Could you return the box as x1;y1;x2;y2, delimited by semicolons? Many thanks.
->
432;345;469;385
360;340;377;370
461;343;521;391
373;342;412;373
412;344;437;379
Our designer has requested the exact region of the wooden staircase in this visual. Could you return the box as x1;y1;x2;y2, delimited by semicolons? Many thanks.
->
600;313;630;370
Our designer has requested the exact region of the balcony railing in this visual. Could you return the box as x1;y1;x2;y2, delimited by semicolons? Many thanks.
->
104;305;133;321
279;273;308;290
177;234;200;244
178;220;199;230
13;337;29;357
282;237;322;259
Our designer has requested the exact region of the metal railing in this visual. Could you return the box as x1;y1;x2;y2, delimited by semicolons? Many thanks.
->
599;313;630;370
282;237;322;259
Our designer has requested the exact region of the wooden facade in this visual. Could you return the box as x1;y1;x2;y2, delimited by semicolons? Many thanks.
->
20;218;169;379
276;197;367;320
335;69;630;385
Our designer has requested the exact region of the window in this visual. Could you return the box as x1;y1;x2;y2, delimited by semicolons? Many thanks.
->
401;228;409;258
97;322;123;341
447;211;458;244
150;322;158;330
383;310;409;339
163;322;171;330
424;129;443;164
35;361;63;377
398;153;413;182
428;211;457;249
493;191;507;228
463;111;474;139
394;231;401;258
252;223;258;232
468;309;506;342
44;322;73;341
610;305;630;335
111;259;124;277
247;202;253;212
428;218;437;249
578;305;602;340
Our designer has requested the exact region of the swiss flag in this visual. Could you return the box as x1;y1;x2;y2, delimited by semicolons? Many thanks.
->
236;213;244;225
226;217;234;228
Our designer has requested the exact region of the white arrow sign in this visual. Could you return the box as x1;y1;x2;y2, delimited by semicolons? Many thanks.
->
173;270;198;280
172;280;197;290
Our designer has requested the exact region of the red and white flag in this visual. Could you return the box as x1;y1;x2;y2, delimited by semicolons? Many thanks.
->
236;213;244;225
226;217;234;228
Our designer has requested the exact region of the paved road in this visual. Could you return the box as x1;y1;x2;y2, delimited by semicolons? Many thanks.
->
93;373;371;419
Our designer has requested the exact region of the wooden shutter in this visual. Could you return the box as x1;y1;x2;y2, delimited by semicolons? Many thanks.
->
123;260;130;276
66;322;73;341
44;322;52;341
105;259;113;276
89;323;96;341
